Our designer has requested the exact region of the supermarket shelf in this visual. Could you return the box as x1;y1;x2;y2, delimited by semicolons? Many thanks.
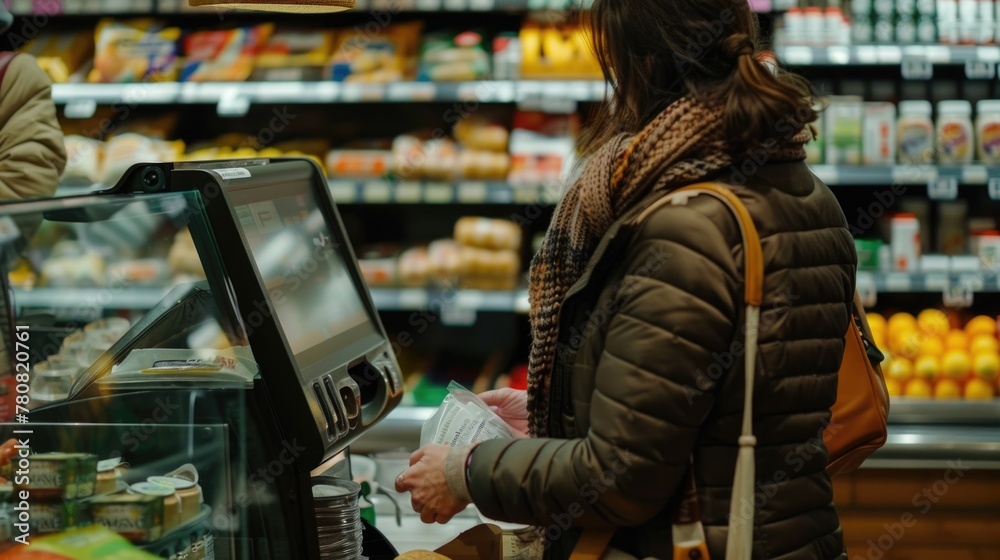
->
355;405;1000;469
856;271;1000;295
12;287;172;310
369;288;530;313
329;179;563;205
775;44;1000;66
7;0;584;14
51;81;609;107
809;165;1000;188
888;400;1000;426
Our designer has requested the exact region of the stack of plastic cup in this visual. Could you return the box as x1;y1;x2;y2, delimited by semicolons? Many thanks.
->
312;477;364;560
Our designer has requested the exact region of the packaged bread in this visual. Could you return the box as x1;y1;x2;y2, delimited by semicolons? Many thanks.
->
399;247;432;287
454;218;522;251
181;24;274;82
89;19;181;83
457;247;521;277
427;239;461;281
254;28;336;81
329;21;422;83
454;117;510;152
63;136;104;185
22;30;95;83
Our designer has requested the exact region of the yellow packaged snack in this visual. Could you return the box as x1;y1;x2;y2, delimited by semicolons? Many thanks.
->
89;19;181;83
22;30;94;83
329;21;423;83
181;24;274;82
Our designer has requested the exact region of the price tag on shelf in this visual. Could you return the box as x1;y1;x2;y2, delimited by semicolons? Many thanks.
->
394;182;423;204
399;289;430;310
780;46;814;66
64;99;98;119
440;300;478;326
341;84;385;102
958;274;985;292
965;60;996;80
988;177;1000;201
943;283;974;308
901;55;933;80
468;0;495;9
217;91;251;118
443;0;468;8
387;83;436;102
924;274;949;292
927;175;959;200
424;183;454;204
856;272;877;308
457;182;488;204
885;273;913;293
363;182;392;204
328;181;358;203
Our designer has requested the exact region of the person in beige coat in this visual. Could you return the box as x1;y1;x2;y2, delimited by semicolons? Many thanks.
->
0;51;67;199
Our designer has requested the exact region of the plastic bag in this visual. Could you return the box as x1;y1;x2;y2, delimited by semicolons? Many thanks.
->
420;381;516;448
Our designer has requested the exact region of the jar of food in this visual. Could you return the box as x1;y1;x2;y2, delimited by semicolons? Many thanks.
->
936;100;975;164
898;101;935;164
891;213;922;272
976;100;1000;163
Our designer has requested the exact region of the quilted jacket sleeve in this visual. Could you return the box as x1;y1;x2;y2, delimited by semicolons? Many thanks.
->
0;54;67;200
467;200;741;528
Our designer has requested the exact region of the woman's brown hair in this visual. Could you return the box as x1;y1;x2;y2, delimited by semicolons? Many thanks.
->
579;0;818;158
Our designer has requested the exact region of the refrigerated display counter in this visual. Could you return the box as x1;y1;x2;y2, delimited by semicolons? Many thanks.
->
0;158;403;559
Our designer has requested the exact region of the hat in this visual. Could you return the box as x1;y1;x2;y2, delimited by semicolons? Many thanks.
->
188;0;355;11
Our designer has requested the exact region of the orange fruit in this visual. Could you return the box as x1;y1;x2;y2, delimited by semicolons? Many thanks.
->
965;377;996;399
867;313;887;335
913;355;939;380
934;379;962;399
945;330;968;350
886;357;914;382
918;309;950;337
903;378;933;398
969;335;1000;356
966;315;997;338
973;353;1000;381
891;330;922;360
918;336;945;358
888;313;917;338
941;350;972;380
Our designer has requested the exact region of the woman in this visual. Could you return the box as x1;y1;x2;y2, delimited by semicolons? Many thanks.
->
396;1;855;558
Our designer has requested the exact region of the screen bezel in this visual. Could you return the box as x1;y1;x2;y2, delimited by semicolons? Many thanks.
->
222;174;385;371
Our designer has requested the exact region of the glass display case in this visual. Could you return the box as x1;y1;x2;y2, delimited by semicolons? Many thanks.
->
0;158;403;559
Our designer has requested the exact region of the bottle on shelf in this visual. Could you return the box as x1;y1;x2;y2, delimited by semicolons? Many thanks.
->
938;0;960;44
976;99;1000;164
898;100;936;164
891;213;922;272
936;100;975;165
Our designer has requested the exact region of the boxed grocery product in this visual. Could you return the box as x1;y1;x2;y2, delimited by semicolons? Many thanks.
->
90;493;165;543
89;19;181;83
22;30;94;83
508;110;579;185
824;96;864;165
418;30;491;82
863;102;897;165
1;525;163;560
253;28;337;81
326;150;392;178
328;21;423;82
181;24;274;82
519;21;601;79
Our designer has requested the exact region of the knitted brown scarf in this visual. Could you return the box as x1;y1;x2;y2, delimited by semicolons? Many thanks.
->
526;96;812;437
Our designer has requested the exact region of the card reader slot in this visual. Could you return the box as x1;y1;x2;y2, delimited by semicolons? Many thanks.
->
323;377;351;433
312;383;336;440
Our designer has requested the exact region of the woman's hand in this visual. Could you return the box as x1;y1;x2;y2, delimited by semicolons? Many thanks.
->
395;444;469;524
478;388;530;437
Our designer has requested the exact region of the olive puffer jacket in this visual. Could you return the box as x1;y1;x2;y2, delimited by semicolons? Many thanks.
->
468;162;856;560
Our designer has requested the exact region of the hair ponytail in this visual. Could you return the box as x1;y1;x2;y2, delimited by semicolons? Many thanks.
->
718;33;818;153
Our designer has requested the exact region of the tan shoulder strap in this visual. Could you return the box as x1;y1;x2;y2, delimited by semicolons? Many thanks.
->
635;182;764;306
